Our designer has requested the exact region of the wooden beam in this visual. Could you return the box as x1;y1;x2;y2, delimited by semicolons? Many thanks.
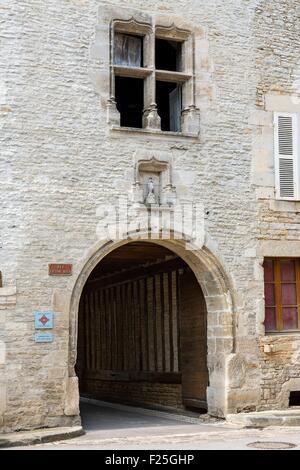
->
160;273;166;372
168;272;174;372
83;370;181;384
85;258;187;290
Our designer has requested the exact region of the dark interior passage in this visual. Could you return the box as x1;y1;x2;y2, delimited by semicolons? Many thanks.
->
76;242;208;412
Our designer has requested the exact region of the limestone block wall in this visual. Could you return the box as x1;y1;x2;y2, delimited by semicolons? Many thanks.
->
0;0;300;432
252;1;300;410
259;336;300;410
0;287;16;428
81;381;183;410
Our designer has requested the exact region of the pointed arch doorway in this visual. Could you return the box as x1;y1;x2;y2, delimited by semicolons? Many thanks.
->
76;241;209;412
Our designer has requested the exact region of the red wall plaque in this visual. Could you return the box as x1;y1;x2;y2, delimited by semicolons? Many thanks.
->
48;263;73;276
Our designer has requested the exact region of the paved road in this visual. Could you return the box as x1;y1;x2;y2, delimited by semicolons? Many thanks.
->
10;401;300;450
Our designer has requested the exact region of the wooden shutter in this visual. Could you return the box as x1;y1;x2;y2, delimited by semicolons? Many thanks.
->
169;86;181;132
274;113;298;199
114;33;142;67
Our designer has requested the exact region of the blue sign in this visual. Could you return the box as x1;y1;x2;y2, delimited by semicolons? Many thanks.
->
34;311;54;329
35;332;54;343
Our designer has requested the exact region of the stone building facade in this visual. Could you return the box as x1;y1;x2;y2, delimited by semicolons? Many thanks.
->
1;0;300;433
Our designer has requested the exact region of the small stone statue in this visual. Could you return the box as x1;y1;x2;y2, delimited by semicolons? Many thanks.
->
146;177;156;204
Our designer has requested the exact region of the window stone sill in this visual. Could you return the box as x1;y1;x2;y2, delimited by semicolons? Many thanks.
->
110;125;199;140
257;195;300;212
264;331;300;338
269;199;300;212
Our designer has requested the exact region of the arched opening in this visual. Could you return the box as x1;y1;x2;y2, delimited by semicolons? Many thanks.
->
75;241;209;413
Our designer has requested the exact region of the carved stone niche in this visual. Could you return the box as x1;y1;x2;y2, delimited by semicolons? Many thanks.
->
132;157;176;207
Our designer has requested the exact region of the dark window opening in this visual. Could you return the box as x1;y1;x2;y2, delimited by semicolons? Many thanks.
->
156;81;181;132
155;38;182;71
114;33;143;67
289;391;300;406
115;77;144;128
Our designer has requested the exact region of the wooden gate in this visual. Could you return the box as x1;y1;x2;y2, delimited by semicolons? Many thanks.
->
179;270;208;409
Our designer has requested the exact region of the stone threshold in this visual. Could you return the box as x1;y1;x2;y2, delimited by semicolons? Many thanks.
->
80;397;224;426
226;409;300;428
0;426;84;448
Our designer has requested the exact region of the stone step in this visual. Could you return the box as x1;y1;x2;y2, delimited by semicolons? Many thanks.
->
0;425;84;448
226;409;300;427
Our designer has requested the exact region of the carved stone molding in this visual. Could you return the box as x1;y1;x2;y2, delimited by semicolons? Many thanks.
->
143;104;161;130
113;17;152;36
181;105;200;136
132;156;176;207
155;23;191;41
106;98;120;126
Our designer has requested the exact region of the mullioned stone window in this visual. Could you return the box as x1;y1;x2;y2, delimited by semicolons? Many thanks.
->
111;19;196;134
92;6;209;138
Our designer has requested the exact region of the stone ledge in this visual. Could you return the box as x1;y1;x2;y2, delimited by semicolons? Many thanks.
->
110;125;199;140
0;425;84;448
226;409;300;428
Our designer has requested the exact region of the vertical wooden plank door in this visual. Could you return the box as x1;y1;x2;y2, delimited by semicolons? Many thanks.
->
179;270;208;409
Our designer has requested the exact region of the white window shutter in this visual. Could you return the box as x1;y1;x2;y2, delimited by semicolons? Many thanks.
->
274;113;298;199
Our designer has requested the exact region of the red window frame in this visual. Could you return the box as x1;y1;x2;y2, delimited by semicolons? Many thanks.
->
263;258;300;332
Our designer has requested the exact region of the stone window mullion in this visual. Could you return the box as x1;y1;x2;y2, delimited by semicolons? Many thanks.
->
107;23;121;126
181;34;198;134
143;27;161;130
181;35;194;105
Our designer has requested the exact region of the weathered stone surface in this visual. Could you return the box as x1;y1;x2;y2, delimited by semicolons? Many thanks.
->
259;336;300;410
227;409;300;428
0;426;84;448
64;377;80;417
0;384;6;429
227;354;247;389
